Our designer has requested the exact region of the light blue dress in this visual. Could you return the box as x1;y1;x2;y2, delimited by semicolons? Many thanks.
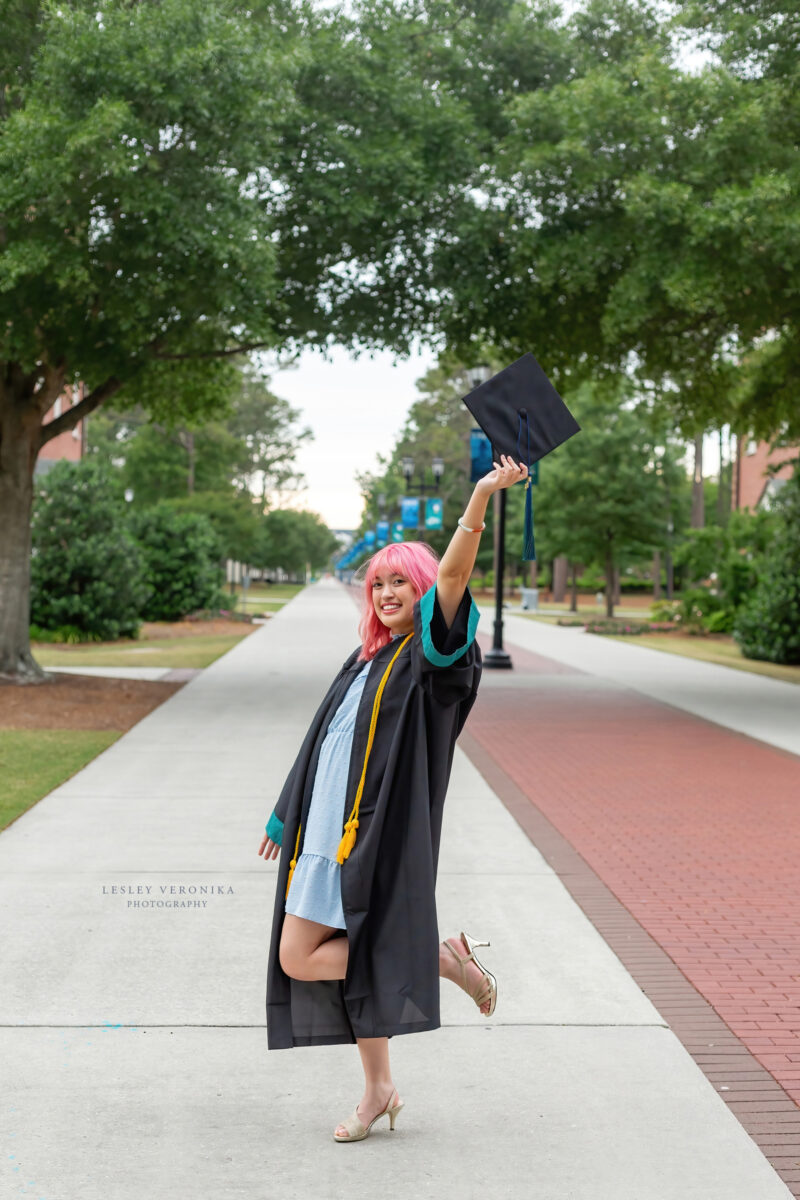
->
284;656;375;928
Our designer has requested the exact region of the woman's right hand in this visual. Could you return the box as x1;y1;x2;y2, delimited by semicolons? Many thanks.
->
258;832;280;861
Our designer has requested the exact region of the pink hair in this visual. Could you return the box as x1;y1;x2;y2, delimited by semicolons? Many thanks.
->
357;541;440;661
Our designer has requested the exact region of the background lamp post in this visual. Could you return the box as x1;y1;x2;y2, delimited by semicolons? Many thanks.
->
400;455;445;542
466;363;513;670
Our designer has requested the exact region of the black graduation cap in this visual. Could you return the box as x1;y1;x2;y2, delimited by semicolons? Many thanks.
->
461;353;581;560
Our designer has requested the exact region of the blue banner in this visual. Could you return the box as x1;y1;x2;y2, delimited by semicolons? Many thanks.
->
400;497;419;529
376;520;390;544
364;529;376;546
470;428;494;483
391;522;404;543
425;497;444;529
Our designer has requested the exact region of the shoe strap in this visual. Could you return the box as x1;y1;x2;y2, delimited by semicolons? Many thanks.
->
340;1109;366;1138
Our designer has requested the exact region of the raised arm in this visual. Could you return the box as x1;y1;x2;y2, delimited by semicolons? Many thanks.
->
436;454;528;627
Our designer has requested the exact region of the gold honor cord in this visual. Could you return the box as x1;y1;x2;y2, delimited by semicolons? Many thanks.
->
284;632;414;900
336;632;414;864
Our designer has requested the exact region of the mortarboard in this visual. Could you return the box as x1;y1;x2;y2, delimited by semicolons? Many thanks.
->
461;353;581;560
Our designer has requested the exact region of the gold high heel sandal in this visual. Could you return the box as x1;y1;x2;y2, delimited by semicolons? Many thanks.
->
333;1087;404;1142
443;931;498;1017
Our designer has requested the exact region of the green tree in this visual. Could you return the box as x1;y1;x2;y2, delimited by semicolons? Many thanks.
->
3;0;519;680
127;505;224;622
433;0;800;441
534;383;666;616
733;469;800;663
254;509;339;577
86;363;312;507
30;460;149;642
165;491;262;566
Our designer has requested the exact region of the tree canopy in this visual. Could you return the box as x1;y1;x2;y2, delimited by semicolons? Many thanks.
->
2;0;797;680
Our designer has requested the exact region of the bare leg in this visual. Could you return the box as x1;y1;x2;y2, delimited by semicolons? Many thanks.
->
279;914;348;981
279;917;399;1139
334;1038;399;1140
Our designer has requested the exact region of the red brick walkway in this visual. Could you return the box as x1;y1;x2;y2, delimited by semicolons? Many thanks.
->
466;632;800;1179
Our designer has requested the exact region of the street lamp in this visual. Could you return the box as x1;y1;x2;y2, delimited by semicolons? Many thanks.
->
467;364;513;670
400;455;445;542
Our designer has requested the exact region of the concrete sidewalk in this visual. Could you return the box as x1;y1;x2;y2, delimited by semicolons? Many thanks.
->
0;580;792;1199
485;608;800;756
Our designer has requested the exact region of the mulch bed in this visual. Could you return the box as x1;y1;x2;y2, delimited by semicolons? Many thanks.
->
0;672;184;731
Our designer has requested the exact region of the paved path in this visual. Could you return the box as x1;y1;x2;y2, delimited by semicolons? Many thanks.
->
486;608;800;756
467;609;800;1192
0;581;792;1199
46;665;201;682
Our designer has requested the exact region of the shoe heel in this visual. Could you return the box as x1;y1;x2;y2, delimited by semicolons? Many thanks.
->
462;931;490;950
388;1100;404;1130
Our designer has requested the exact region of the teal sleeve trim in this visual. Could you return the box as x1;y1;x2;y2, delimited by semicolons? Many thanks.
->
419;582;480;668
265;810;284;846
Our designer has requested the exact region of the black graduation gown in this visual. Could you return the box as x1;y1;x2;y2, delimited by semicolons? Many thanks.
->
265;582;482;1049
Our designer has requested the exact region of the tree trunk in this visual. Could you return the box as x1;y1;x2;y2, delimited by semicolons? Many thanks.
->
186;430;195;495
552;555;568;603
691;432;705;529
605;544;615;618
614;566;621;606
732;432;742;511
653;550;662;601
666;550;674;599
0;396;50;682
528;558;538;589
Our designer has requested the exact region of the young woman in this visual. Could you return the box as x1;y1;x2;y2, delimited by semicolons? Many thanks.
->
258;454;527;1142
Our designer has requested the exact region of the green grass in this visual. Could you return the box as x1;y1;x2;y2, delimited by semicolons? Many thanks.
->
234;597;287;612
606;633;800;685
33;631;252;670
517;608;653;623
0;729;120;831
225;583;303;602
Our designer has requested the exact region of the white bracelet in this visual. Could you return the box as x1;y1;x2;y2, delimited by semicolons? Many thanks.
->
457;516;486;534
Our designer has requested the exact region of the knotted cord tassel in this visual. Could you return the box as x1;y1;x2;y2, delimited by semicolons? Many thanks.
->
285;822;302;899
336;818;359;865
523;475;536;561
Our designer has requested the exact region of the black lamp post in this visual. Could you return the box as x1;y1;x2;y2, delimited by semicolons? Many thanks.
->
466;364;513;670
401;455;445;542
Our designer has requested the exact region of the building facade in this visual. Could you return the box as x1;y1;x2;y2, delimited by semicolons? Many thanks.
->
35;382;86;478
732;437;796;511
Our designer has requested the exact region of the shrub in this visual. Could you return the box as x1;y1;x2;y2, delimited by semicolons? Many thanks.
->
28;624;108;644
703;609;735;634
734;471;800;664
650;599;681;623
128;504;225;622
584;619;673;636
30;460;149;639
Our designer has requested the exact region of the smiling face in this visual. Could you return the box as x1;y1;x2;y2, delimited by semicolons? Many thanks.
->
371;569;417;636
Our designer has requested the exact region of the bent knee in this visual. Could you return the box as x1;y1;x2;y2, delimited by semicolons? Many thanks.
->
279;942;313;981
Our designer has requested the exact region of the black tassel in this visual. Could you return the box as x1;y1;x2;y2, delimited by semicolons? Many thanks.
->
523;476;536;560
518;409;536;560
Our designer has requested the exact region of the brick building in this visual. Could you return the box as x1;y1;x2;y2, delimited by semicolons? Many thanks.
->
732;437;796;511
35;382;86;477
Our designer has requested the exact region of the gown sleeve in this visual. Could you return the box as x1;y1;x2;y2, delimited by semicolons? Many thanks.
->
410;581;482;707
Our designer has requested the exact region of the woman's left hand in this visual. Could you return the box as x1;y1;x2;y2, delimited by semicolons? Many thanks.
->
476;454;528;494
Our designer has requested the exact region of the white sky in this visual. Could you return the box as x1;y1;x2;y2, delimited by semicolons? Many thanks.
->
268;345;437;528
